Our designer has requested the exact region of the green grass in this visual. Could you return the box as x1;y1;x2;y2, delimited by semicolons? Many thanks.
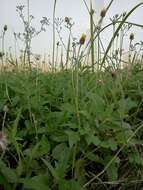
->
0;1;143;189
0;65;143;190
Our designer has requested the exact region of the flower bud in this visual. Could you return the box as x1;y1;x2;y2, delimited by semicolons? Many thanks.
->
129;33;134;41
4;25;7;32
79;33;86;45
100;8;106;18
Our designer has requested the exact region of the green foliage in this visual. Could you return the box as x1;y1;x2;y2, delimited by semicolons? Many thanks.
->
0;67;143;190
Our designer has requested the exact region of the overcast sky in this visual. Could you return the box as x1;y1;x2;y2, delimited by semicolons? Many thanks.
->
0;0;143;55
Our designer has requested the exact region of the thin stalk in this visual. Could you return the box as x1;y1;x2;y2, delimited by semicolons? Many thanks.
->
83;21;143;55
27;0;31;69
90;1;95;72
1;31;5;70
55;43;59;70
65;34;71;70
52;0;57;72
100;2;143;70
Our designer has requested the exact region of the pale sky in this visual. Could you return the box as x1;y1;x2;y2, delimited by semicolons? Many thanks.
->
0;0;143;56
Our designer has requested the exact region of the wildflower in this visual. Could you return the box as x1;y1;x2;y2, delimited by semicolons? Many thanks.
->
130;33;134;41
0;131;7;151
3;25;7;32
79;33;86;45
100;8;106;18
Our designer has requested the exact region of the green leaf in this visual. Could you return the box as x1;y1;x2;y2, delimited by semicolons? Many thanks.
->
118;97;137;115
59;179;82;190
0;160;18;183
65;130;80;148
85;153;102;163
108;139;117;151
52;143;69;161
85;135;101;146
42;158;59;181
20;175;50;190
52;143;70;178
40;135;50;155
103;156;119;181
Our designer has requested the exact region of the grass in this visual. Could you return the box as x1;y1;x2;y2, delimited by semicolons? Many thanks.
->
0;67;143;190
0;0;143;190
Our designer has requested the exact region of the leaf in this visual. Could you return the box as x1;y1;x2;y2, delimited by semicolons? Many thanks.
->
52;143;69;161
103;156;120;181
0;174;11;190
59;179;82;190
118;97;137;115
52;143;70;178
65;130;80;148
85;153;102;163
20;175;50;190
40;135;50;155
108;139;117;151
0;160;18;183
85;135;101;146
42;158;59;181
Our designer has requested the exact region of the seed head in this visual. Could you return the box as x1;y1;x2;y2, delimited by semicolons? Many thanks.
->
100;8;106;18
3;105;9;113
56;41;60;46
3;25;7;32
65;17;70;24
0;52;4;58
122;12;126;17
129;33;134;41
115;49;118;56
79;33;86;45
0;131;7;152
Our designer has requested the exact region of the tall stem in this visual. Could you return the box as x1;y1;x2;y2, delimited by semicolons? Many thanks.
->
27;0;31;68
52;0;57;72
90;1;95;72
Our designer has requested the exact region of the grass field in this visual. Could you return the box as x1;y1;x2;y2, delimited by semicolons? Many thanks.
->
0;0;143;189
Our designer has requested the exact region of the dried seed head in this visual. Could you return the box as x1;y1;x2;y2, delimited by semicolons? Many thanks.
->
115;14;119;18
115;49;118;56
100;8;106;18
0;131;7;151
129;33;134;41
79;33;86;45
0;52;4;58
4;25;7;32
56;41;60;46
122;12;126;17
65;17;70;24
3;105;9;113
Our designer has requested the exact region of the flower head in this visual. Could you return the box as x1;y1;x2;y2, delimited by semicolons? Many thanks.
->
129;33;134;41
100;8;106;18
79;33;86;45
4;25;8;32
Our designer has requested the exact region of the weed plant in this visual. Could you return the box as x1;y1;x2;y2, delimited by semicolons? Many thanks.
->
0;0;143;190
